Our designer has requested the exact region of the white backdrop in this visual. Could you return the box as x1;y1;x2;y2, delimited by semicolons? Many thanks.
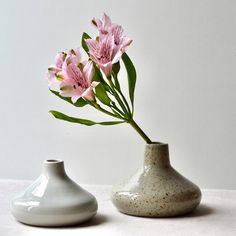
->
0;0;235;189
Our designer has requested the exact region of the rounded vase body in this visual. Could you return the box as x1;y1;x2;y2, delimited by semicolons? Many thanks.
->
11;160;97;226
111;143;201;217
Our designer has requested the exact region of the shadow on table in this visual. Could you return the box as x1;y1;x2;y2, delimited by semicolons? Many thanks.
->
184;204;214;217
52;213;109;228
19;213;109;229
78;213;109;227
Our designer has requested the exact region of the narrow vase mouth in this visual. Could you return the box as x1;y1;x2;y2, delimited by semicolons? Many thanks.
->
44;159;63;164
146;142;168;146
42;159;66;176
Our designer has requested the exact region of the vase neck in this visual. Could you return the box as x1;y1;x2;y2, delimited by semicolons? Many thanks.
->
42;160;66;178
144;143;170;168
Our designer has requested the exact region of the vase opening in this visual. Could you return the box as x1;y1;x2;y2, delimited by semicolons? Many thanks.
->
45;159;63;163
148;142;166;145
43;159;66;177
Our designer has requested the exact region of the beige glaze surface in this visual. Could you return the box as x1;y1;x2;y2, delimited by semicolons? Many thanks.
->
111;143;201;217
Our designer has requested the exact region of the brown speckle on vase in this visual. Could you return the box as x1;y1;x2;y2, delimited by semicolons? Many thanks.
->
111;143;201;217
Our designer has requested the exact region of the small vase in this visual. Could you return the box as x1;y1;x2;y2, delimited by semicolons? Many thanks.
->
111;143;201;217
11;160;97;226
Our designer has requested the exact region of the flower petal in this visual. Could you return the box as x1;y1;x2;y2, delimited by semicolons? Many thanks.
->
82;86;95;101
71;95;82;103
103;13;112;28
59;79;84;102
47;66;62;86
111;49;123;64
100;62;113;76
92;17;102;29
64;48;82;66
83;61;94;84
55;52;65;69
91;81;100;88
120;37;133;52
111;25;124;45
86;39;100;60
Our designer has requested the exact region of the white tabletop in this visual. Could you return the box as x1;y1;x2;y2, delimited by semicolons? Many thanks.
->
1;179;236;236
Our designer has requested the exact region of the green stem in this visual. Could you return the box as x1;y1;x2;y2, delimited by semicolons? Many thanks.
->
129;119;152;143
118;89;132;115
89;101;125;120
108;79;130;118
111;74;132;115
111;103;126;117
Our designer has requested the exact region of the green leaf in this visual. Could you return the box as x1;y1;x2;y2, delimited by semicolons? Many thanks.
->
112;62;121;91
50;89;88;107
112;73;121;92
93;65;111;93
95;83;111;106
81;32;91;54
50;110;125;126
99;121;125;125
122;53;136;111
112;61;120;74
93;65;105;82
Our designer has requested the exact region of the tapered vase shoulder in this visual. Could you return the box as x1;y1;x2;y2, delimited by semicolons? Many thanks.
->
11;160;98;226
111;143;201;217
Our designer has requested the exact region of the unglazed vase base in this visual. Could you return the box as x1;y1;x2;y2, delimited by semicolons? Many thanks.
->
111;143;201;217
11;160;98;226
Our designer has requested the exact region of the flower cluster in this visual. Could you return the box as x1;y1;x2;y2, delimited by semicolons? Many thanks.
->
86;13;132;76
47;13;152;143
47;48;98;103
47;13;132;103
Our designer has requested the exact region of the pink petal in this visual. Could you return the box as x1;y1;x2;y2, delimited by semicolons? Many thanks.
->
120;37;133;52
59;79;84;102
55;52;65;69
111;25;124;45
47;66;61;85
86;39;99;52
64;48;82;66
103;13;112;28
92;17;102;29
112;49;123;64
81;81;100;101
100;34;115;61
82;87;95;101
71;95;82;103
86;39;99;60
64;60;84;83
59;79;76;97
91;81;100;88
83;61;94;84
100;62;113;76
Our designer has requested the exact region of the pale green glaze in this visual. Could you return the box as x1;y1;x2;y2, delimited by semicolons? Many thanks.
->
11;160;97;226
111;143;201;217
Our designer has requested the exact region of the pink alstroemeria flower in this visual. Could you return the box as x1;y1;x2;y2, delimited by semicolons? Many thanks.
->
86;13;132;76
92;13;132;50
59;57;99;103
92;13;112;36
86;34;121;76
47;52;66;85
47;49;81;85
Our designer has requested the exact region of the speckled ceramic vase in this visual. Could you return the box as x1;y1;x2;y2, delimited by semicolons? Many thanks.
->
111;143;201;217
11;160;98;226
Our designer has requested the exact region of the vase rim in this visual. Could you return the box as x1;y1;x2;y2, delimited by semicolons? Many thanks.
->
44;159;63;164
146;142;168;146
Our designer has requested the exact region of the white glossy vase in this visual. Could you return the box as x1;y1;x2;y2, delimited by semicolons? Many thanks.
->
111;143;201;217
11;160;98;226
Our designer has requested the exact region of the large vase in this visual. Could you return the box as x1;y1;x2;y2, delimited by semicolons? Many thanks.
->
111;143;201;217
11;159;97;226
